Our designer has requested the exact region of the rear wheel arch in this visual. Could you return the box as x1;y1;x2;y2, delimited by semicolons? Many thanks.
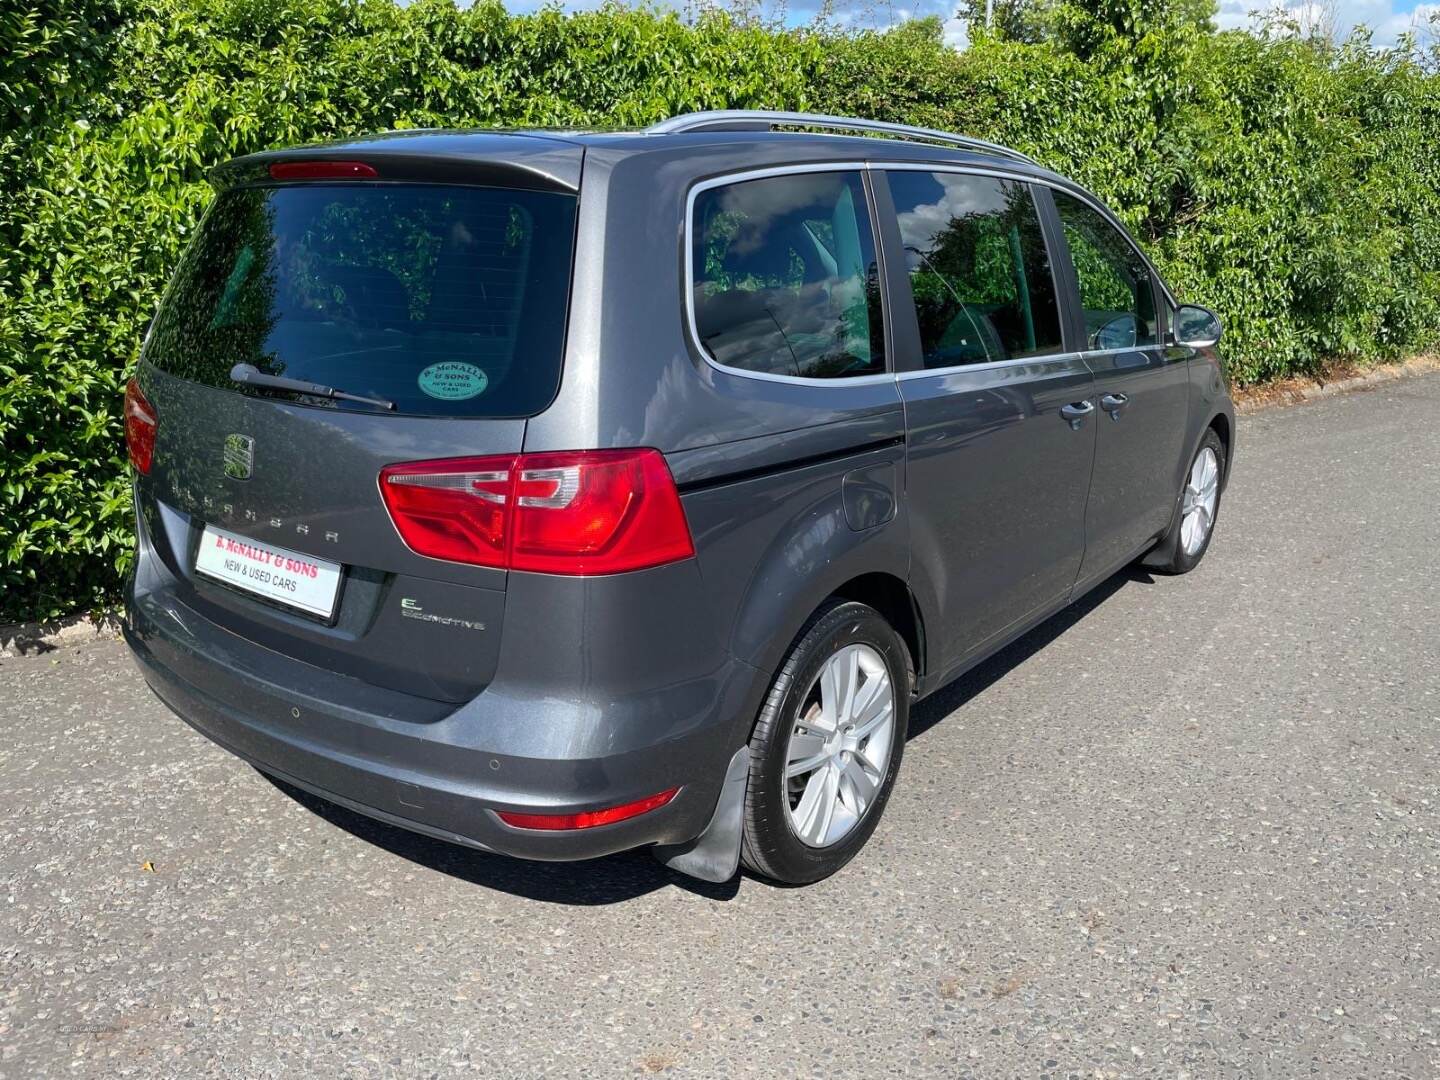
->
739;598;912;883
753;572;924;706
826;572;924;693
666;577;921;884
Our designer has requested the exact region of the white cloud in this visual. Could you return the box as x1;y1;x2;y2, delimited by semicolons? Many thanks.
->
1384;2;1440;40
1214;0;1437;45
894;171;1012;249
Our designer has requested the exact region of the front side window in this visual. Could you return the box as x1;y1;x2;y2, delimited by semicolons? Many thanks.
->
691;171;885;379
888;170;1062;369
1052;191;1157;350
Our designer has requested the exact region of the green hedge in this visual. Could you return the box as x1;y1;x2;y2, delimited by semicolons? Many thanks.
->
2;0;1438;621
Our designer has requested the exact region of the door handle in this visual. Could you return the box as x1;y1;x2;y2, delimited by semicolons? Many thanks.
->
1059;400;1094;429
1100;392;1130;419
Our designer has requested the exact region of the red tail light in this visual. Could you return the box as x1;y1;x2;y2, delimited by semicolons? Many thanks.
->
124;378;157;475
496;788;679;831
268;160;378;181
378;449;694;575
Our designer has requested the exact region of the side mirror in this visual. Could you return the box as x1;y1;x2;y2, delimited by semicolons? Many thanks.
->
1174;304;1222;349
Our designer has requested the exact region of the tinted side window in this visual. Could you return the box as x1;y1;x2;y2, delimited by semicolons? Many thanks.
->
888;171;1062;368
691;171;885;379
1052;192;1157;350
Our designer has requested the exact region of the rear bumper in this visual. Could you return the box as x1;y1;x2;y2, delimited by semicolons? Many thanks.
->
125;584;764;864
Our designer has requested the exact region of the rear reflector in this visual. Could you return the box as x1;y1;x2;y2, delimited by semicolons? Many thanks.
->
378;448;695;574
496;788;680;831
268;160;378;181
124;378;157;474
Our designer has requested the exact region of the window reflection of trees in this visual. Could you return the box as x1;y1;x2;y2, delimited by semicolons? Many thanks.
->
692;172;885;379
141;184;570;415
894;174;1060;366
1052;193;1156;346
149;192;281;380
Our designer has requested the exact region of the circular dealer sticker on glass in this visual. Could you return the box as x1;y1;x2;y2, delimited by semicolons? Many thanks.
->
417;361;489;401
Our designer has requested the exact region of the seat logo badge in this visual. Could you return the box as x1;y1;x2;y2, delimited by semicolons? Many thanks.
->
223;434;255;480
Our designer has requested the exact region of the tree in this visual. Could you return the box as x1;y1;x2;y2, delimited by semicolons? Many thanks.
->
957;0;1054;43
1046;0;1215;58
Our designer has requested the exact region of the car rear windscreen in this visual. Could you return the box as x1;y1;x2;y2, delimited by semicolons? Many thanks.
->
144;183;577;417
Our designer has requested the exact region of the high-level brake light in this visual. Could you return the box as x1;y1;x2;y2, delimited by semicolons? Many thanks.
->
268;161;379;181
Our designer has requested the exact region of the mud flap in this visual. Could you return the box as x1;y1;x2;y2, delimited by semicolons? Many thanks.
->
1140;482;1189;570
653;745;749;883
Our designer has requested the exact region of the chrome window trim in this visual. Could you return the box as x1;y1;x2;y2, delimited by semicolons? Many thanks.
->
1082;345;1162;359
682;159;1177;387
894;349;1086;381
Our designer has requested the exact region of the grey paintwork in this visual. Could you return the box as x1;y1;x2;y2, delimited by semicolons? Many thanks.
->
1080;344;1192;579
898;355;1097;673
124;123;1235;881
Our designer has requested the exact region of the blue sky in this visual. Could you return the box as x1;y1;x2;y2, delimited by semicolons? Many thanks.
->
499;0;1438;49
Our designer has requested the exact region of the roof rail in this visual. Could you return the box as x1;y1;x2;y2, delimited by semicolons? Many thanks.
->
645;110;1039;166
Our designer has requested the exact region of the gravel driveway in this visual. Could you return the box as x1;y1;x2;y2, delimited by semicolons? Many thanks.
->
3;374;1438;1078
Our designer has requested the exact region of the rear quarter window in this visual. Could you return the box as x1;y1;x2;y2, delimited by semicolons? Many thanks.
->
690;170;886;380
145;183;577;417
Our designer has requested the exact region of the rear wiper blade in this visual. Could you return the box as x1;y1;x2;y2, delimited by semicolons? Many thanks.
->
229;363;395;410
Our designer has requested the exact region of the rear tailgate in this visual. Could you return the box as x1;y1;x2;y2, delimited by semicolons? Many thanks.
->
137;372;522;702
130;137;581;703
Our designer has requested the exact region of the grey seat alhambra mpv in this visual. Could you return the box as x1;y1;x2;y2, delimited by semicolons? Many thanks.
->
123;110;1234;885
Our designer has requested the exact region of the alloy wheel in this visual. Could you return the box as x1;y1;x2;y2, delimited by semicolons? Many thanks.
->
783;643;895;848
1180;446;1220;556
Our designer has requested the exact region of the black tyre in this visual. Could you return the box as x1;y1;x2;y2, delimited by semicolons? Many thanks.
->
1148;428;1226;575
740;600;910;885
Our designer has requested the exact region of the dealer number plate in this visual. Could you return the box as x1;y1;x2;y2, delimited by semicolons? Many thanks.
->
195;525;342;619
